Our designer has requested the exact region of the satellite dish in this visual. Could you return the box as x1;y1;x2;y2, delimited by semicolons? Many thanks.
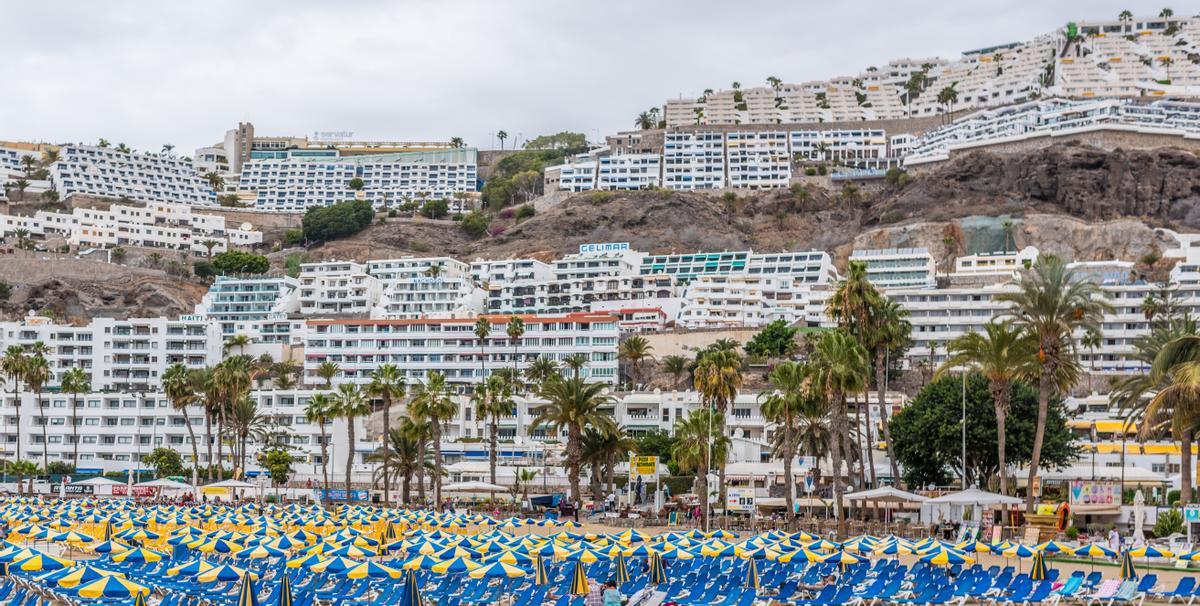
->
513;436;524;445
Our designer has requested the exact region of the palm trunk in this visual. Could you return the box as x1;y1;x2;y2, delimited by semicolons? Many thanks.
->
318;421;330;502
1025;373;1051;513
11;383;20;462
606;454;616;493
216;411;226;479
204;409;214;481
489;414;498;486
590;464;602;503
345;418;356;494
862;397;876;489
784;441;796;521
382;396;391;506
402;470;411;504
832;393;847;538
994;385;1009;496
1183;429;1194;504
37;389;47;473
697;467;709;529
416;441;427;504
432;423;443;505
875;353;901;487
183;414;200;488
72;395;80;471
567;425;582;503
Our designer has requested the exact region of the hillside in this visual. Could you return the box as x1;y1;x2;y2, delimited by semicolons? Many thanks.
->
6;142;1200;321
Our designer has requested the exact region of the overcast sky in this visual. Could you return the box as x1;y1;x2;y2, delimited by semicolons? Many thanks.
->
0;0;1160;154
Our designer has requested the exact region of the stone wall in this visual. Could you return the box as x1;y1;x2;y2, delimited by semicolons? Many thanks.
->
908;129;1200;173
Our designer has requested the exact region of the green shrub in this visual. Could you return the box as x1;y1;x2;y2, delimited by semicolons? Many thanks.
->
804;167;817;176
879;209;906;224
589;191;612;204
515;204;536;221
211;250;269;275
459;212;490;238
1064;525;1079;540
410;240;431;253
283;228;304;246
193;261;215;278
0;280;10;301
1155;508;1183;537
284;253;308;278
301;199;374;243
420;199;450;219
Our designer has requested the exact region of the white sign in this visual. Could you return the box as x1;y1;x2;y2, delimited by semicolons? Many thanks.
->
726;488;756;513
578;242;630;255
312;131;354;142
804;473;814;493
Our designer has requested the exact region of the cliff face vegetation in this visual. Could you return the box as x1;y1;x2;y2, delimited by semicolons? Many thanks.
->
6;142;1199;321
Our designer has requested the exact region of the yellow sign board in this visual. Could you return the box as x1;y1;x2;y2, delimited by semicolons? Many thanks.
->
630;455;658;479
201;486;229;495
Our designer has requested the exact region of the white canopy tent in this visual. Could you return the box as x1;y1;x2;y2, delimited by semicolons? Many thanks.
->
922;487;1022;526
845;486;929;503
204;479;256;489
443;481;508;492
71;477;124;486
135;478;193;490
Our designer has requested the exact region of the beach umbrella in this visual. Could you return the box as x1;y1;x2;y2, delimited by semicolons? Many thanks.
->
468;562;528;579
1120;551;1138;580
133;590;147;606
111;548;165;563
613;554;630;585
401;555;440;571
342;561;402;580
90;540;129;555
197;564;259;583
568;561;589;596
75;576;151;599
12;553;74;572
308;557;358;574
53;531;95;545
285;553;323;569
1030;550;1048;581
1178;551;1200;562
236;570;260;606
1129;545;1173;559
398;569;423;606
565;548;609;563
533;556;548;585
275;574;294;606
1035;540;1071;555
744;558;759;591
648;553;667;586
1072;543;1116;558
54;566;124;588
430;557;481;574
821;550;865;566
919;549;973;567
1001;544;1035;558
166;559;215;578
955;541;990;554
236;545;287;560
327;544;377;558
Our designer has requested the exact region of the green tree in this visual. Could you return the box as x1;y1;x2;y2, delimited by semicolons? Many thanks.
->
939;321;1034;494
531;377;616;503
693;348;743;509
662;355;688;389
810;330;868;536
890;373;1078;488
368;364;406;505
258;446;294;497
145;447;185;478
420;199;449;219
759;361;812;519
619;335;654;387
366;426;430;504
473;375;515;488
333;384;369;495
23;353;50;472
408;371;458;504
347;177;365;191
672;408;729;530
211;251;270;275
506;317;525;389
998;255;1110;511
743;320;800;358
301;200;375;243
460;211;490;238
304;393;336;500
634;429;677;466
866;297;911;487
110;246;127;263
524;357;559;385
59;367;91;472
163;363;201;486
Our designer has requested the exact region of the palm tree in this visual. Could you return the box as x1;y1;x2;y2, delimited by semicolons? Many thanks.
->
366;427;431;504
810;330;869;537
531;377;616;503
226;397;269;472
316;361;340;388
1082;328;1103;392
662;355;688;389
506;317;525;390
1119;9;1133;21
938;321;1034;495
475;317;492;383
204;172;225;192
368;364;406;505
333;384;369;494
619;335;654;388
1;347;26;461
23;354;50;472
937;84;959;122
164;365;201;486
999;255;1110;512
672;408;729;530
866;297;911;487
693;348;742;509
60;367;90;472
473;375;515;487
223;334;250;355
497;131;508;151
450;137;465;149
796;390;833;483
408;371;458;504
635;112;654;130
760;361;810;519
305;393;335;500
524;357;559;385
563;354;588;379
400;416;433;504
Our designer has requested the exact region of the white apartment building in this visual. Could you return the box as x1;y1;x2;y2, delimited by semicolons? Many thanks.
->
302;313;620;388
0;387;367;479
50;145;216;207
469;258;554;286
662;132;727;190
236;149;478;212
298;261;383;316
850;248;938;288
954;246;1040;276
485;273;679;318
677;275;829;329
193;275;301;342
553;248;642;280
0;201;262;255
907;98;1200;165
0;314;221;393
365;257;484;319
0;147;34;175
726;131;791;189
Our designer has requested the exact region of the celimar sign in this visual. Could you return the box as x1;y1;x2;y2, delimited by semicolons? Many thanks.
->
578;242;630;254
